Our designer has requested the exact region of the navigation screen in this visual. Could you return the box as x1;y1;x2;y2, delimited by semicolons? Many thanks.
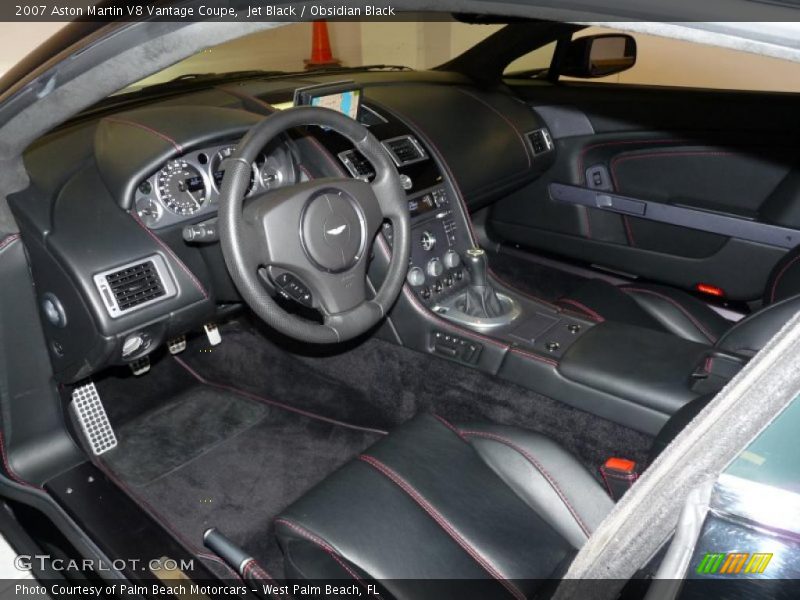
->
310;90;360;120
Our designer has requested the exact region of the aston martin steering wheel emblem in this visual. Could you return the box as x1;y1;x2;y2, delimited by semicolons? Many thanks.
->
326;224;347;236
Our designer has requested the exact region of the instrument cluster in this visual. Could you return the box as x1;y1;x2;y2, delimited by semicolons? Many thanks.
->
133;140;296;229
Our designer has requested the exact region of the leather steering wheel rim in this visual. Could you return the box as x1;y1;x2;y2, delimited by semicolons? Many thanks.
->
218;106;410;344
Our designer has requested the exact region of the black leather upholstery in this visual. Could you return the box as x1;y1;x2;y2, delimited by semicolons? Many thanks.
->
275;414;613;599
558;245;800;354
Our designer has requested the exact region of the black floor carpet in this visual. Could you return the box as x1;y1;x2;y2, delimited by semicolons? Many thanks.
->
97;315;654;579
488;249;588;302
101;378;380;577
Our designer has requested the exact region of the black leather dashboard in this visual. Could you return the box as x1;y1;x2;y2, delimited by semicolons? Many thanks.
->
10;73;550;382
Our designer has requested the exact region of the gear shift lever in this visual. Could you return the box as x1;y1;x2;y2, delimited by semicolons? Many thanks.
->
461;247;505;318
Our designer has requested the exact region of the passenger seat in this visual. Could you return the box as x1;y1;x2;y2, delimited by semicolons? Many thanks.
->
557;245;800;355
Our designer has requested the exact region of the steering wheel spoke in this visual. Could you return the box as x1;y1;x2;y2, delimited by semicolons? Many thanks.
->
218;106;410;343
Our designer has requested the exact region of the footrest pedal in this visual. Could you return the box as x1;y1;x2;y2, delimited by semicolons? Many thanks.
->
168;335;187;355
70;381;117;456
129;356;150;376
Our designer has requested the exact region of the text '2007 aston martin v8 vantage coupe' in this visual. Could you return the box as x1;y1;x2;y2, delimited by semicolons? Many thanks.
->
1;2;800;599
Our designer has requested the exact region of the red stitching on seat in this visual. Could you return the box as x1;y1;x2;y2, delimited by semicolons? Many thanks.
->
130;212;209;299
621;287;717;342
103;117;183;153
556;299;604;322
458;430;592;539
0;430;41;489
769;254;800;303
241;558;284;598
0;234;20;251
274;518;373;591
358;454;525;600
432;414;467;441
198;553;244;582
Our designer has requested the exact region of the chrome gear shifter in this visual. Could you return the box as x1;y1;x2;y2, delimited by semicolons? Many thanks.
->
459;247;506;318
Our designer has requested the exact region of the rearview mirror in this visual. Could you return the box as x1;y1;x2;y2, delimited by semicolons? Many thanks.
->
560;34;637;78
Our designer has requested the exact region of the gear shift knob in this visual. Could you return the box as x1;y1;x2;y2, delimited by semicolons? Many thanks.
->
463;247;489;288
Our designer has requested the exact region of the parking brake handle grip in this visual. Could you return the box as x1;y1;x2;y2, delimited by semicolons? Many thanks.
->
203;527;252;575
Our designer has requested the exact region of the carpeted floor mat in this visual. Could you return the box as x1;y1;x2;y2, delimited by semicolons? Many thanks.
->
102;384;381;577
174;319;653;473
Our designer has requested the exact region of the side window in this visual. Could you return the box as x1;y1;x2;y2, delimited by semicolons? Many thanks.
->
502;42;557;77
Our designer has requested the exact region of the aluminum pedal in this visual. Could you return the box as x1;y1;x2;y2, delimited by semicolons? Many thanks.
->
129;356;150;376
204;323;222;346
70;381;118;456
168;335;186;355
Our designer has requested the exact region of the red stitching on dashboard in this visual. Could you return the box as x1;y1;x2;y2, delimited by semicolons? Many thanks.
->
130;212;209;299
103;117;183;153
456;88;531;169
358;454;525;600
458;429;592;538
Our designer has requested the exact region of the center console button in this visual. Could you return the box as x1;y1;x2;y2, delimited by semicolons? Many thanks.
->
443;249;460;269
427;258;444;277
407;266;425;287
421;231;436;251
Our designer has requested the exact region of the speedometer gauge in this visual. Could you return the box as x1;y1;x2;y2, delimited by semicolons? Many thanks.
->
156;160;207;215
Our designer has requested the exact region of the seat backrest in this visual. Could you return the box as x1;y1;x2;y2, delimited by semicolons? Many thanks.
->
764;244;800;305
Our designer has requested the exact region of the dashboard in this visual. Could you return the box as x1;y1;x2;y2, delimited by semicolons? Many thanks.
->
133;141;296;229
11;72;555;383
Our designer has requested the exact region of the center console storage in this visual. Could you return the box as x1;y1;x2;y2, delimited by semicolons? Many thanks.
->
559;321;733;415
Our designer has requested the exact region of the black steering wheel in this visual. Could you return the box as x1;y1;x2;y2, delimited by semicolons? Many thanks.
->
218;106;410;343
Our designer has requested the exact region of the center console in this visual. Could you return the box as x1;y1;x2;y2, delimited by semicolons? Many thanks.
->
314;99;745;437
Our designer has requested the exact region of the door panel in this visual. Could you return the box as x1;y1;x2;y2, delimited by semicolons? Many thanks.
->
489;82;800;300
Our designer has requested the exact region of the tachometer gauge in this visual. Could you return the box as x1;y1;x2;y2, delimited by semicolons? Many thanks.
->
135;196;162;228
211;146;255;195
156;159;207;215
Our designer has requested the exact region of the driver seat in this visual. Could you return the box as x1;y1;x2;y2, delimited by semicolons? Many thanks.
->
274;414;613;599
556;244;800;356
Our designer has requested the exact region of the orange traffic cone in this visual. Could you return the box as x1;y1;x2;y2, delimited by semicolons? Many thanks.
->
304;21;341;69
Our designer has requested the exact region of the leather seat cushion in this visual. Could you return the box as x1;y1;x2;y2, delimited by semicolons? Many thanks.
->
275;414;613;599
557;279;731;345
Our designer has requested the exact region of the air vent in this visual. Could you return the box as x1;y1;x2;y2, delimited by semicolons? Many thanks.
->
338;149;375;181
359;105;388;127
527;128;554;155
381;135;428;167
93;255;177;318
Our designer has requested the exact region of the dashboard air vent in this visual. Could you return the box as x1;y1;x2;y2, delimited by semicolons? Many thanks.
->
93;255;177;318
359;105;388;127
526;128;554;155
381;135;428;167
338;150;375;181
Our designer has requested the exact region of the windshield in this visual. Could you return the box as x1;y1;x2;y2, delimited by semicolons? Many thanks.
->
122;21;505;94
